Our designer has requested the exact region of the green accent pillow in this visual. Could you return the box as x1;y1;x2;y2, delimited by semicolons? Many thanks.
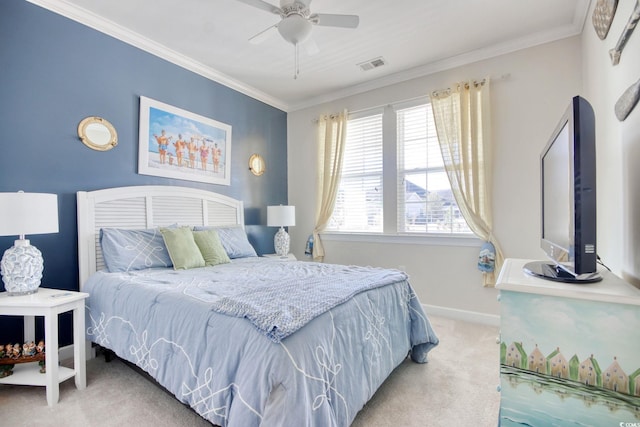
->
160;226;205;270
193;229;231;266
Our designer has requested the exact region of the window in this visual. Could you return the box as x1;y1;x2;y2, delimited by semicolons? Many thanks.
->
327;113;383;233
327;100;471;235
397;103;471;234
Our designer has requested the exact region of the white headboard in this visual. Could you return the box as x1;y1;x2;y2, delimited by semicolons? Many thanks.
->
77;185;244;290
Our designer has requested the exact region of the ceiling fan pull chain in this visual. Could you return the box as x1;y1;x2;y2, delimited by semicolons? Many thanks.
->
294;43;299;79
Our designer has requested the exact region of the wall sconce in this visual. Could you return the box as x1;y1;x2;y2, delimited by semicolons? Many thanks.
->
78;116;118;151
249;154;266;176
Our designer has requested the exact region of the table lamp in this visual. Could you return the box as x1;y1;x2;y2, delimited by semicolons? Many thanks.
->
267;205;295;257
0;191;59;295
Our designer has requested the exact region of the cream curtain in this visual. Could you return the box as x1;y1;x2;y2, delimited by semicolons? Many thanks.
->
312;110;348;261
430;79;504;287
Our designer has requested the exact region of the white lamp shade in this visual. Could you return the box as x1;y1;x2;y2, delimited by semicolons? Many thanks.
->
0;192;59;237
267;205;295;227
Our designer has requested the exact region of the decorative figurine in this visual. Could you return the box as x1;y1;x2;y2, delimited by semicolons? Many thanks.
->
0;364;13;378
11;343;21;359
0;344;16;378
22;341;36;357
0;340;46;376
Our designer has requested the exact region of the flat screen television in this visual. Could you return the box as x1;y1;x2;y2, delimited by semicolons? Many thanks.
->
524;96;602;283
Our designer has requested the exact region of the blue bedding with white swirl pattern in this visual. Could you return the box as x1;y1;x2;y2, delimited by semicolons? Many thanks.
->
85;257;439;427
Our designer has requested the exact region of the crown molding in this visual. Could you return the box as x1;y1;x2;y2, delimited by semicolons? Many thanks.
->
26;0;590;113
26;0;288;112
289;20;588;111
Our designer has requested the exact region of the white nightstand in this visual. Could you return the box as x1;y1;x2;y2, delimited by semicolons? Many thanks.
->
262;253;297;261
0;288;89;406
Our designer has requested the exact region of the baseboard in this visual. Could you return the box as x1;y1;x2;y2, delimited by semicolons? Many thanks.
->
423;304;500;327
59;344;74;361
58;342;96;362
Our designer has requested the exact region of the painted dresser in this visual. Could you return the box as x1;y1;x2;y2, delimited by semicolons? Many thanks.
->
497;258;640;426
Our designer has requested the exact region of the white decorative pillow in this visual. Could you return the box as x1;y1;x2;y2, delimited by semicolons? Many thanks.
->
100;227;173;272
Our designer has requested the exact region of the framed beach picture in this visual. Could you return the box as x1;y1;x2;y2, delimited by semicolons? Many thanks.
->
138;96;232;185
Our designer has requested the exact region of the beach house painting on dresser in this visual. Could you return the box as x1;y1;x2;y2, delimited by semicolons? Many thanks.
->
499;291;640;426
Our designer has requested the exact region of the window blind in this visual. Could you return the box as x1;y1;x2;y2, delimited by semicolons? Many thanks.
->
327;113;383;232
397;103;471;234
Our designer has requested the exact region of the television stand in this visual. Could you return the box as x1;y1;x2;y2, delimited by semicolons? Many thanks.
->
523;260;602;284
497;258;640;426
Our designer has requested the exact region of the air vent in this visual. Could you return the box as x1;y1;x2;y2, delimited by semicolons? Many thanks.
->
358;57;386;71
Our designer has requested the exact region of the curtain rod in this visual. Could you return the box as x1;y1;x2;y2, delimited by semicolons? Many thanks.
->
431;73;511;98
312;73;511;122
312;111;347;124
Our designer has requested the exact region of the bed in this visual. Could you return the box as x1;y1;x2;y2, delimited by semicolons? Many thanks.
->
77;185;439;427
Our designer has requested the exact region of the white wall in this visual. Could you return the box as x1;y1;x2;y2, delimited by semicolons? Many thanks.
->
287;37;582;320
582;0;640;286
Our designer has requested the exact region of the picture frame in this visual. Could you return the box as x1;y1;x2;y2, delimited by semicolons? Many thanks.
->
138;96;232;185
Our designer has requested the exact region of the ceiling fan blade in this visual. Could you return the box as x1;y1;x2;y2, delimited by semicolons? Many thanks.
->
236;0;281;15
309;13;359;28
249;24;279;44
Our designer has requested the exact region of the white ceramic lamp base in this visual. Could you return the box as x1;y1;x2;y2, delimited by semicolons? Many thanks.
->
274;227;290;257
1;239;44;295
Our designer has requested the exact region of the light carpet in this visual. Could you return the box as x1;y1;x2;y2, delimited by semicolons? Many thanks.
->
0;315;500;426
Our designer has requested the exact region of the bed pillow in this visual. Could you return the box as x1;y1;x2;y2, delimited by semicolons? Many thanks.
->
100;227;173;272
192;229;231;266
193;225;257;259
160;226;205;270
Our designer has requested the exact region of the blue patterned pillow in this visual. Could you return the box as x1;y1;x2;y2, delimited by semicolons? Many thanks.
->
100;227;173;272
193;225;257;259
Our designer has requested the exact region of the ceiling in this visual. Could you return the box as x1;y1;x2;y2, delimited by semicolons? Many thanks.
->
34;0;591;111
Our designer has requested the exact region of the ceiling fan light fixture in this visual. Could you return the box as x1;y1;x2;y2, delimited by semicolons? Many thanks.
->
238;0;360;79
278;14;312;44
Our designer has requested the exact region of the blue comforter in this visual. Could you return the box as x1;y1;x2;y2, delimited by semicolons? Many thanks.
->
85;258;439;427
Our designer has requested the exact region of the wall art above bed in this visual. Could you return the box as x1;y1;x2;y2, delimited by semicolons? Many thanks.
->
138;96;232;185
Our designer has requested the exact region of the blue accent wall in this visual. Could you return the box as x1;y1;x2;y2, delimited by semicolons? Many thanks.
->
0;0;288;344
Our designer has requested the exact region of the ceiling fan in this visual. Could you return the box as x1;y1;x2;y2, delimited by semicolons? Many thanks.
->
236;0;360;77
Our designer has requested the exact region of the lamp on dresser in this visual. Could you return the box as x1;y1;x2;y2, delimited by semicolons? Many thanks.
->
0;191;59;295
267;205;295;257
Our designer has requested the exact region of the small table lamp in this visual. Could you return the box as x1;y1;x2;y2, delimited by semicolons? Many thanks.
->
267;205;295;257
0;191;59;295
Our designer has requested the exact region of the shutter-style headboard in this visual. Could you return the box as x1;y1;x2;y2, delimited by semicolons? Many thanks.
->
77;185;244;290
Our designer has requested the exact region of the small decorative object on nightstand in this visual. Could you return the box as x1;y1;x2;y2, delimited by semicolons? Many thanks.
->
0;191;59;296
267;205;295;257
